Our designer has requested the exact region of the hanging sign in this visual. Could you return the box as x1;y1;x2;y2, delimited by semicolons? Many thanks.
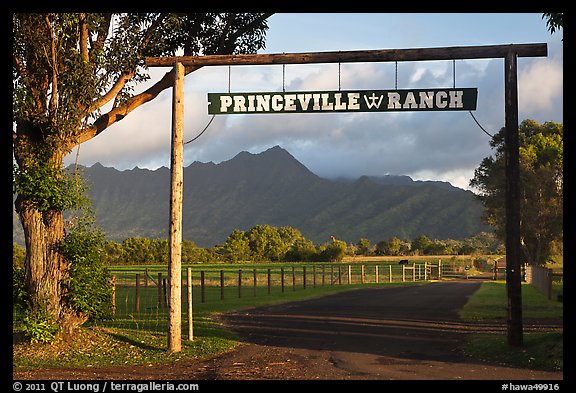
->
208;88;477;115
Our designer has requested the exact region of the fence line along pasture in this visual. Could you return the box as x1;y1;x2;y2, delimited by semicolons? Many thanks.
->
104;261;449;332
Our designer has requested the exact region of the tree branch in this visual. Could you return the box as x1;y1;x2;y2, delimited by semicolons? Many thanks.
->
72;65;202;149
47;15;58;119
219;13;274;54
80;13;89;63
87;14;167;115
71;13;273;150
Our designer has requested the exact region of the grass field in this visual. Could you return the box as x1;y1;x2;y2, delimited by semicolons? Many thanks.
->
460;281;563;371
13;263;563;373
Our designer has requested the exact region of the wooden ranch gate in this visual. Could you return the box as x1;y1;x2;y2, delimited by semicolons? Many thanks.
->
145;43;547;351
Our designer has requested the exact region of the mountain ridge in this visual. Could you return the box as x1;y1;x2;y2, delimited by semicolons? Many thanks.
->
13;145;489;247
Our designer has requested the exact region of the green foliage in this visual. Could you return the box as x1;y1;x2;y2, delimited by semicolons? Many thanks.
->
13;244;59;344
13;161;88;212
356;238;372;256
222;229;251;262
60;218;113;322
13;263;28;316
13;243;26;269
100;229;505;265
542;13;563;35
318;239;347;262
470;120;563;265
20;299;61;344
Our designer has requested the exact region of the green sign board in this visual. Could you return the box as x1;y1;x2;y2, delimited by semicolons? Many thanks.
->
208;88;477;115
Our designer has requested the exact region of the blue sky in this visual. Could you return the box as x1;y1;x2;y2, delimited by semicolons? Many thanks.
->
64;13;563;190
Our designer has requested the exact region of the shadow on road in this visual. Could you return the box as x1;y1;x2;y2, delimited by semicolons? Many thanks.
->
219;281;488;362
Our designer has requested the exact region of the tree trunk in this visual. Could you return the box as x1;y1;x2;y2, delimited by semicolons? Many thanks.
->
15;195;87;337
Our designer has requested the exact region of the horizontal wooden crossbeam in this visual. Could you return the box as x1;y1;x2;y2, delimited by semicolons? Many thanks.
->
146;43;547;67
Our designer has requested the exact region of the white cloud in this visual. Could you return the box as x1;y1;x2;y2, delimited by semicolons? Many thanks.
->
63;14;563;193
518;54;563;116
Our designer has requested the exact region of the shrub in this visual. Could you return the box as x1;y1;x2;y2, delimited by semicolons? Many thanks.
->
61;219;113;322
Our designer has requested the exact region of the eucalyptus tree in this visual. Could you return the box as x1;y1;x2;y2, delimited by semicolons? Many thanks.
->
12;13;272;335
470;120;563;265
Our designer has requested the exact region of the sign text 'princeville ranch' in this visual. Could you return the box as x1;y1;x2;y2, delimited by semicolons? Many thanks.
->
208;88;477;115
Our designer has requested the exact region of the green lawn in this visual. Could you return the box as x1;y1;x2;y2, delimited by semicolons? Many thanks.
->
14;278;562;373
459;281;563;371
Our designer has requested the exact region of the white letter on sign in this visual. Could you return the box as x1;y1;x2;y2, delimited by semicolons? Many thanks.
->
435;91;448;108
387;92;401;109
220;96;233;113
449;90;464;108
348;93;360;110
403;92;418;109
284;94;297;111
233;96;247;112
271;95;284;111
419;91;434;109
297;94;312;111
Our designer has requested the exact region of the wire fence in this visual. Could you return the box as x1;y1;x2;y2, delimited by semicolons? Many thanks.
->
104;261;449;332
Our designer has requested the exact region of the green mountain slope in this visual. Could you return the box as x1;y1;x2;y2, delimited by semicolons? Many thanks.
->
13;146;490;247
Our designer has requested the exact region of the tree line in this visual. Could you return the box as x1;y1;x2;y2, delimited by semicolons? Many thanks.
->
106;226;505;264
108;226;506;264
12;225;504;267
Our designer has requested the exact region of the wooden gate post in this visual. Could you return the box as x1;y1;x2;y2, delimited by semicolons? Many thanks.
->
504;49;523;347
167;61;184;353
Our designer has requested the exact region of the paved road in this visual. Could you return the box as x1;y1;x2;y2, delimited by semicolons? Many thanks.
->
216;280;562;380
14;280;563;380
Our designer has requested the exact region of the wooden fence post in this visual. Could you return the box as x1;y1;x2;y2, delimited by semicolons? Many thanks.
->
187;267;193;341
238;269;242;298
267;268;272;294
322;264;325;286
111;275;116;317
200;271;205;303
157;272;163;308
439;259;442;280
375;265;379;284
162;278;167;307
292;266;296;291
281;267;285;293
303;266;307;289
253;268;257;297
331;265;334;285
135;274;141;313
348;265;351;284
313;265;316;288
361;265;365;284
220;270;225;300
494;260;498;280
